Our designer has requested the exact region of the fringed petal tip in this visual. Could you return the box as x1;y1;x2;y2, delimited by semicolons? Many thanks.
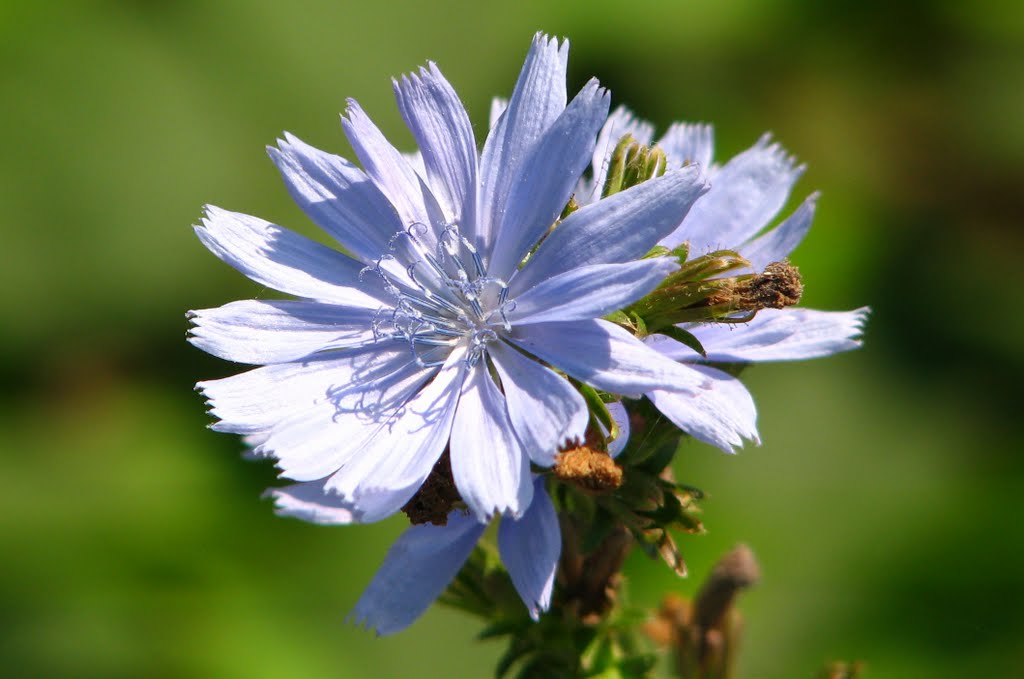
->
263;481;359;526
344;609;389;637
348;515;486;635
753;132;804;170
850;306;871;333
531;31;568;53
647;365;759;454
198;203;224;226
499;481;559;620
391;61;443;88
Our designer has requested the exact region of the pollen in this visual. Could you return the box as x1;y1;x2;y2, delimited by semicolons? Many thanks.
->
554;442;624;493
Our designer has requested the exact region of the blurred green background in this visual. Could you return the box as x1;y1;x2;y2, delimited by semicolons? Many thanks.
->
2;1;1022;677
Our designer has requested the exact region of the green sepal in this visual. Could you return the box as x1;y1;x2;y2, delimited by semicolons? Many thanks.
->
478;619;527;641
577;382;618;443
602;135;633;198
655;325;707;358
672;505;706;535
671;249;750;283
636;486;683;525
604;310;629;325
580;630;658;678
496;638;533;679
634;429;679;475
613;400;680;469
628;312;648;338
580;506;619;553
602;134;668;200
596;495;653;535
613;654;659;677
604;310;649;339
559;481;599;520
669;481;706;500
701;361;750;379
515;658;567;679
612;467;664;509
642;245;671;259
560;195;580;220
581;633;618;676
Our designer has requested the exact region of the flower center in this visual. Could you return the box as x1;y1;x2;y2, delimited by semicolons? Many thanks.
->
360;222;514;367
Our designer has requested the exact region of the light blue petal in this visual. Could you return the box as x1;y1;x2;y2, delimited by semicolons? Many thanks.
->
605;401;631;459
262;354;434;482
393;63;478;231
489;341;588;467
487;79;610;281
269;133;405;264
510;319;710;398
510;167;708;296
740;192;817;271
325;344;467;522
477;33;568;258
584;106;656;202
661;134;804;251
508;258;678;326
341;100;445;244
488;97;508;129
267;479;358;525
686;307;869;363
187;299;377;365
450;361;533;521
647;365;759;453
351;512;485;635
658;122;715;172
499;479;560;620
195;206;386;307
196;345;418;435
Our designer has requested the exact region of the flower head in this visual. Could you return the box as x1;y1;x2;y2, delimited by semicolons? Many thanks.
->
577;108;869;452
190;35;712;528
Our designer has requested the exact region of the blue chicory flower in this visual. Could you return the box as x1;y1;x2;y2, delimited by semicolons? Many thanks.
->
579;107;868;452
190;34;715;526
189;33;741;632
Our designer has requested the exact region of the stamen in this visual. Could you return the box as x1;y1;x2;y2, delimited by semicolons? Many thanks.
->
359;219;517;371
493;299;516;331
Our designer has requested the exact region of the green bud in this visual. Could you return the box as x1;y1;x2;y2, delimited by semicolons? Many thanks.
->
602;134;668;198
560;195;580;220
624;258;804;334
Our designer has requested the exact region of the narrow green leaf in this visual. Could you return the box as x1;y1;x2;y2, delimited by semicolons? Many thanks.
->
496;640;532;679
577;382;618;442
478;619;526;641
655;325;707;358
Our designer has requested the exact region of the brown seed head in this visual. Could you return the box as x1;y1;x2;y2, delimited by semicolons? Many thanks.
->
738;260;803;310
